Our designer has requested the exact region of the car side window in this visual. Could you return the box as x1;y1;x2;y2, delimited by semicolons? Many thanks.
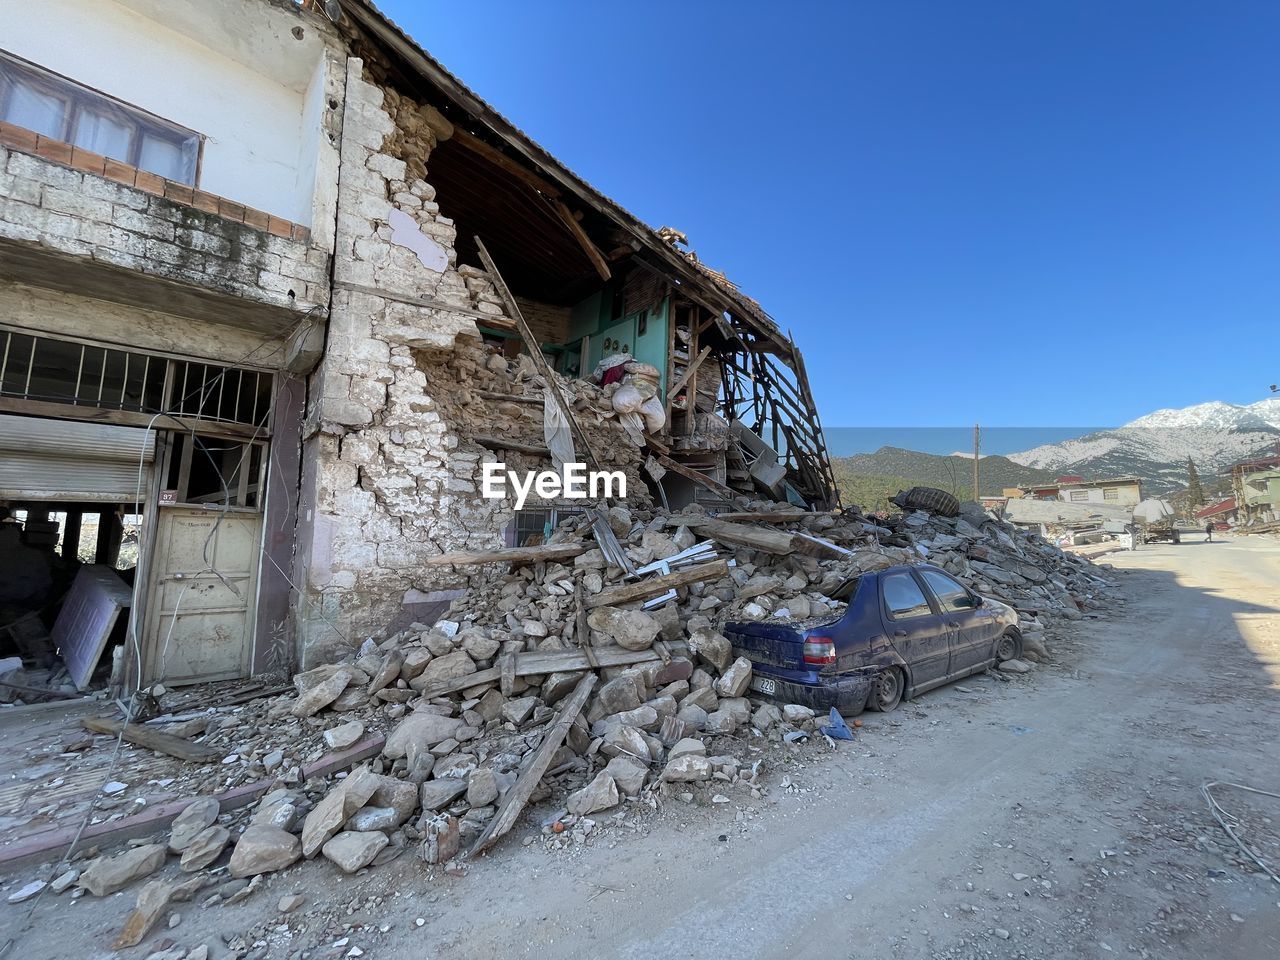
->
882;573;933;620
921;570;973;612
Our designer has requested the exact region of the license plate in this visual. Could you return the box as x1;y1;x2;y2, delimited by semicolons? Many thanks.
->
751;676;777;696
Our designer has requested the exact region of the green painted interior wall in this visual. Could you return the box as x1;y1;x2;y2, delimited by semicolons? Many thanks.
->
566;290;669;396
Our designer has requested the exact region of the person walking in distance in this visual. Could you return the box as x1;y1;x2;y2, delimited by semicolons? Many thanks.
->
1205;521;1214;543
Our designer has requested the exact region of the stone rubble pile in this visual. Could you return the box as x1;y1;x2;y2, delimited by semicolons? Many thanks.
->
5;494;1122;934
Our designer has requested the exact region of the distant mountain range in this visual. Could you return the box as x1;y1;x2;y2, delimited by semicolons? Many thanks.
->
1007;399;1280;491
831;447;1054;508
832;398;1280;504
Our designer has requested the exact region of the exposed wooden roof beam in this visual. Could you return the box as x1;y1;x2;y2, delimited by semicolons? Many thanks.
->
550;198;611;282
450;127;561;199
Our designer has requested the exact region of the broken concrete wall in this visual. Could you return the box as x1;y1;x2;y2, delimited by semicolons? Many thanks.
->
293;62;648;667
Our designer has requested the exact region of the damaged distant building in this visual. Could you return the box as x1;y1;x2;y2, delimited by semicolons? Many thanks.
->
0;0;836;692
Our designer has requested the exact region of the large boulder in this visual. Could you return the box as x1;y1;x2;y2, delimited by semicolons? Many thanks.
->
592;706;659;737
300;766;381;857
661;754;713;782
420;778;468;812
78;844;167;896
566;771;619;816
604;755;649;797
688;628;732;672
323;720;366;750
178;825;229;872
596;675;643;715
322;831;388;873
228;825;301;878
410;651;476;690
168;797;220;853
600;724;651;763
714;657;753;698
587;608;660;652
291;666;354;717
383;713;464;760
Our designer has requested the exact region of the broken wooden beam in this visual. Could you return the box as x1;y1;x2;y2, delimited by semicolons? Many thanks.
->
423;543;587;566
470;672;596;856
653;452;738;500
82;716;222;763
586;559;729;609
0;735;386;873
475;237;603;471
665;346;712;402
413;643;686;699
550;198;612;282
475;391;544;404
713;511;835;524
473;435;551;457
670;516;852;560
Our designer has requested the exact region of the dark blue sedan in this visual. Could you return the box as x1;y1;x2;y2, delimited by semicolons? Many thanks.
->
724;563;1023;715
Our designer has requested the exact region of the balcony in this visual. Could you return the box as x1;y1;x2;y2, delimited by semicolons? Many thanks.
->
0;122;329;337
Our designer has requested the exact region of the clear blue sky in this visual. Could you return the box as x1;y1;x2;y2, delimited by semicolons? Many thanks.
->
381;0;1279;439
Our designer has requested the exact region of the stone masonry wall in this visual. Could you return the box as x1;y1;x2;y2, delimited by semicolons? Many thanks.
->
0;143;328;313
294;61;647;666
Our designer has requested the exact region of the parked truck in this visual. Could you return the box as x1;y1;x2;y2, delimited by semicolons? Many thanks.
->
1133;498;1180;544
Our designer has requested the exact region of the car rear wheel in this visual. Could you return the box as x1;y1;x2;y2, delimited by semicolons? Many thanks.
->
870;666;903;712
996;629;1022;662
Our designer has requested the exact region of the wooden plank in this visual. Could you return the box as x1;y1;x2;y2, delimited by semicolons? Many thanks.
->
665;346;712;403
470;672;596;856
586;559;728;609
475;391;543;404
475;237;603;471
714;511;834;523
643;433;671;456
0;735;386;873
54;565;133;691
413;644;680;700
423;543;587;566
473;435;551;457
573;581;599;669
673;517;852;560
653;452;737;500
82;716;222;763
336;280;518;330
550;198;611;282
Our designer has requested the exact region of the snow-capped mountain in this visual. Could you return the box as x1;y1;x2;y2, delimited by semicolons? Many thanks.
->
1008;399;1280;492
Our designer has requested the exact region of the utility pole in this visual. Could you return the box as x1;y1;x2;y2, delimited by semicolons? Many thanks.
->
973;423;980;503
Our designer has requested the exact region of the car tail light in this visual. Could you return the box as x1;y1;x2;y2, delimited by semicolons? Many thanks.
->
803;637;836;666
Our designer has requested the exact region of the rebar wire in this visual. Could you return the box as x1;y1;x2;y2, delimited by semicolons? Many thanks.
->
1201;780;1280;885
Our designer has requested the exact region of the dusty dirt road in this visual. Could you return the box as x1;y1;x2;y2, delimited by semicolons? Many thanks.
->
8;534;1280;959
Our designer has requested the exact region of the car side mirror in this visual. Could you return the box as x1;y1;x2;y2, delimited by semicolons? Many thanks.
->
968;594;984;607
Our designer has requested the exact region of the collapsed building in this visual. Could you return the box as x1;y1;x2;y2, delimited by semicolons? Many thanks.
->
0;0;837;696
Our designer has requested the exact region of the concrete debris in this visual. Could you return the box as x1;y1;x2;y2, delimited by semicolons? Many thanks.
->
17;493;1121;932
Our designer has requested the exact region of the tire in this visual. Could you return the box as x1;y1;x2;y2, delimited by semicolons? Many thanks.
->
869;666;904;712
995;629;1022;663
890;486;961;518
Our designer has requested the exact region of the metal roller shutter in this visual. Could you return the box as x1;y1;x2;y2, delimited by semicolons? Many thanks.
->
0;414;156;501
